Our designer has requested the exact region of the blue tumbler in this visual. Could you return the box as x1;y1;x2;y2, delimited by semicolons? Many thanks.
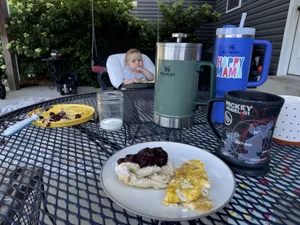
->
212;25;272;123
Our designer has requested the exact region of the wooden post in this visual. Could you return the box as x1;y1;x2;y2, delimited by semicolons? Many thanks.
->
0;0;20;91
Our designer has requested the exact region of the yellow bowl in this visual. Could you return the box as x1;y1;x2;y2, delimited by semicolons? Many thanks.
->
28;104;95;128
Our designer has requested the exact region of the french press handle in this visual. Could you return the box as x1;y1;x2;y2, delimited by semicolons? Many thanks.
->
172;33;187;43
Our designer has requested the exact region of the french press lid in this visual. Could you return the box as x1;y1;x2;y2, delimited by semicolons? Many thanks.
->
156;33;202;60
156;33;202;48
172;33;188;43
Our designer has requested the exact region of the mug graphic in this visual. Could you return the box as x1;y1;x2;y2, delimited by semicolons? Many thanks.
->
221;100;275;164
207;90;284;176
216;44;246;79
160;65;174;76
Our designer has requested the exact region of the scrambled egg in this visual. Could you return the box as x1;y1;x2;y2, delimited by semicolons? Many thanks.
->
163;159;212;211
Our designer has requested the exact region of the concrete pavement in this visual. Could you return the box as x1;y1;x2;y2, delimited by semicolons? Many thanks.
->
0;86;101;115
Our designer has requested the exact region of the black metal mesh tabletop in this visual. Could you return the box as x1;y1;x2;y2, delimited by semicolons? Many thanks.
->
0;89;299;225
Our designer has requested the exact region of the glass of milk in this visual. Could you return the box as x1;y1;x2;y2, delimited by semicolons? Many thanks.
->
97;90;123;131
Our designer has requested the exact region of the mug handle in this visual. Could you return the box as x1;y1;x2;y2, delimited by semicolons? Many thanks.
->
194;61;216;105
206;98;224;140
247;40;272;88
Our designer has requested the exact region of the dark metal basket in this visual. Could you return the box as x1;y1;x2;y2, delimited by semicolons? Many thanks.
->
0;69;6;100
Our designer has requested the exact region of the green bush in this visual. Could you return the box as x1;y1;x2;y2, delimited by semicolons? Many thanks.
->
2;0;219;86
5;0;156;86
158;0;221;42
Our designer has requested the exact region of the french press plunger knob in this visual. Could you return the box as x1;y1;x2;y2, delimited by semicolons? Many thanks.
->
172;33;188;43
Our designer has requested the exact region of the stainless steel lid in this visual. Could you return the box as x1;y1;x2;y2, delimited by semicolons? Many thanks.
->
156;33;203;60
156;42;202;60
216;25;255;38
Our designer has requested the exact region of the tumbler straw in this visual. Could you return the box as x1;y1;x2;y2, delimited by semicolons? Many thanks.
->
239;12;247;28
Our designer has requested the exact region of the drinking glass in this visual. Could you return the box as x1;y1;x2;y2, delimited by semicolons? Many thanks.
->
97;90;123;131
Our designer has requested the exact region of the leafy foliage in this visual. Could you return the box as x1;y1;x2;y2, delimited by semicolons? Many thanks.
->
2;0;220;86
5;0;156;86
158;0;221;41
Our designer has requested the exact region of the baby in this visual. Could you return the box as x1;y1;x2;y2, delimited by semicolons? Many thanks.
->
123;49;154;84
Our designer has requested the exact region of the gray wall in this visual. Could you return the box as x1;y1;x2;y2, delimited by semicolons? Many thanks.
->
132;0;216;42
215;0;290;75
132;0;290;74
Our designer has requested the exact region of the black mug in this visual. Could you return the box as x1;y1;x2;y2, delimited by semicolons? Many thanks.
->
207;90;285;176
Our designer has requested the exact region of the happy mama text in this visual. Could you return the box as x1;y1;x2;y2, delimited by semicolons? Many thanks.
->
217;56;246;79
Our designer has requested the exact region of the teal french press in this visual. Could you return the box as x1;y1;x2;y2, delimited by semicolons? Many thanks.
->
154;33;216;128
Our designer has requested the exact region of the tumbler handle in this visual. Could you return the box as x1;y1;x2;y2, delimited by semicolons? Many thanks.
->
206;98;224;140
247;40;272;87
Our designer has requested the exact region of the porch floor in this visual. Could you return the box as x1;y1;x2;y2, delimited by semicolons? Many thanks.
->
0;86;101;115
256;75;300;96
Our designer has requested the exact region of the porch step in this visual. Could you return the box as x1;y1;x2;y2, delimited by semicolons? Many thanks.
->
255;75;300;96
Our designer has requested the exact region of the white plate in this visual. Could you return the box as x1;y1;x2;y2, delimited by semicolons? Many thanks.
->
100;141;236;221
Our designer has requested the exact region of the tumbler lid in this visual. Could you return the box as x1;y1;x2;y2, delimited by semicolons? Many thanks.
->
216;25;255;36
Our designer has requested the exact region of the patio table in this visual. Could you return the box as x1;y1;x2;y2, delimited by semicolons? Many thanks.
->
0;89;299;225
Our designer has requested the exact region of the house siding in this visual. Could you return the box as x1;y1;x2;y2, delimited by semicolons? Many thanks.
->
132;0;216;42
215;0;290;75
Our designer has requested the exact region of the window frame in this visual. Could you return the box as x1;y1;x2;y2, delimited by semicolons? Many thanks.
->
226;0;242;13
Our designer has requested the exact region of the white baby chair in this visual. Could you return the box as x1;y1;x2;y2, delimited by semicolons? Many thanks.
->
96;53;155;90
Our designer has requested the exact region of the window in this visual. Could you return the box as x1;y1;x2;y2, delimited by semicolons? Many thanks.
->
226;0;242;13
